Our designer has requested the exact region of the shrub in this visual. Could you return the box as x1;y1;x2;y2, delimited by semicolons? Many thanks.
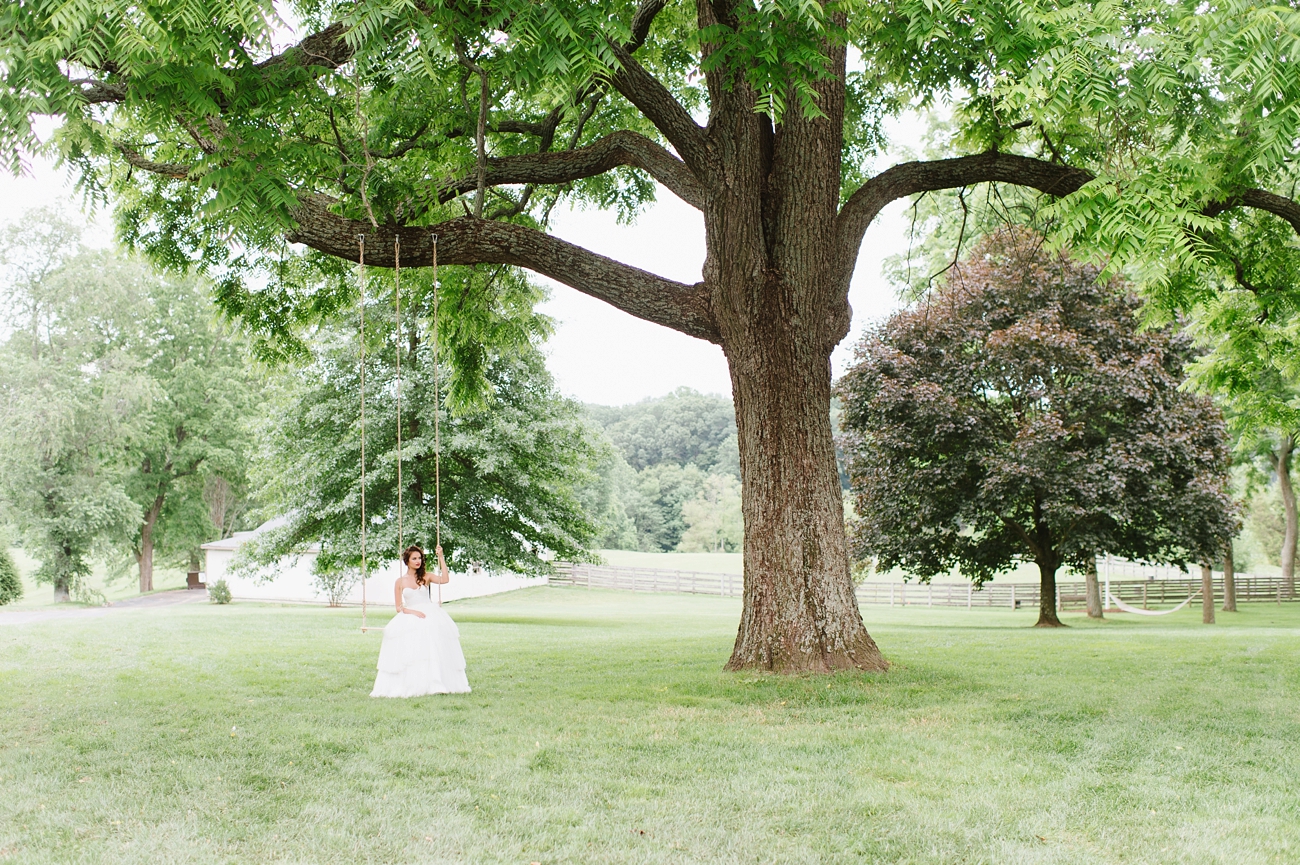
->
311;551;359;607
0;549;22;606
209;579;232;605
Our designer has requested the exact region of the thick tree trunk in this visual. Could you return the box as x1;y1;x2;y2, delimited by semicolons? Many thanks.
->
1085;555;1103;619
53;580;70;603
1278;436;1297;599
136;545;153;594
1201;563;1215;624
693;34;883;673
1222;545;1237;612
725;332;886;672
1035;558;1064;627
138;496;163;593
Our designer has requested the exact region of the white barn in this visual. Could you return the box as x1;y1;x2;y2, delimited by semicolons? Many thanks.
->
201;520;546;606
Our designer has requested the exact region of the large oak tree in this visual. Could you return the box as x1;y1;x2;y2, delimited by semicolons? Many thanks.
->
3;0;1298;669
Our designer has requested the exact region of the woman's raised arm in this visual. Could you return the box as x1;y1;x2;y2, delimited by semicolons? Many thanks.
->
431;546;450;585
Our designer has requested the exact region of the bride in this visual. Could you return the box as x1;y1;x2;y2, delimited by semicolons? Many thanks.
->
371;544;471;697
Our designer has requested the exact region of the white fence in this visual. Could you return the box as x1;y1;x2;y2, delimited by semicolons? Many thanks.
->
552;562;1298;609
553;563;744;597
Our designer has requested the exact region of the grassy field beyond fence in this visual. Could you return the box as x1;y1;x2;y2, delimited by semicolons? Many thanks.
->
2;588;1298;863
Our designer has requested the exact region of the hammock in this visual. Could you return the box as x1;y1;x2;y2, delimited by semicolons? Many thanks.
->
1106;588;1200;616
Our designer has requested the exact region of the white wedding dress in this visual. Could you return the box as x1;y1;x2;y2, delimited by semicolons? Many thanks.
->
371;584;470;697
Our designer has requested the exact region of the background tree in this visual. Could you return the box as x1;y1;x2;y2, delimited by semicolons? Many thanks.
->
1;212;258;596
627;464;707;552
5;0;1299;668
1190;310;1300;600
583;389;741;552
0;216;143;601
890;136;1300;607
572;435;642;552
113;267;257;592
678;473;744;553
587;389;738;473
1185;209;1300;599
0;301;142;603
0;545;21;606
839;229;1236;627
244;266;603;578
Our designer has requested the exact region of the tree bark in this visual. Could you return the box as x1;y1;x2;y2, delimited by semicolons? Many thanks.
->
1085;555;1103;619
137;495;164;593
1035;558;1065;627
1201;562;1216;624
724;326;886;671
1276;435;1297;599
1222;544;1237;612
677;29;879;673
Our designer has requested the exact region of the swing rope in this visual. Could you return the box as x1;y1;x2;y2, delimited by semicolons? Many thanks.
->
359;233;443;625
432;236;442;605
432;237;441;553
358;234;369;632
395;238;403;554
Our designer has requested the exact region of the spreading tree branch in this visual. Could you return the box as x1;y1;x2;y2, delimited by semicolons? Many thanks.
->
606;41;712;179
115;144;711;339
1204;189;1300;236
432;129;704;209
455;46;491;218
285;192;719;342
76;22;354;108
117;146;193;180
628;0;668;50
836;152;1300;289
254;22;352;72
74;79;127;105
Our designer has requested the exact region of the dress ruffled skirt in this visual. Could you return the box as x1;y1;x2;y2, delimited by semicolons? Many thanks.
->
371;603;470;697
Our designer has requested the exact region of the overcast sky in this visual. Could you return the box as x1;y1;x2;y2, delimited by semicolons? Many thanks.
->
0;119;921;407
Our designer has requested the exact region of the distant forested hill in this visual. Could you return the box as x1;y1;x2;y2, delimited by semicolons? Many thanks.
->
582;389;740;553
586;388;739;475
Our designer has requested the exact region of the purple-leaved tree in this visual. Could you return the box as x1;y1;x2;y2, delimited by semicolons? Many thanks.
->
839;229;1237;627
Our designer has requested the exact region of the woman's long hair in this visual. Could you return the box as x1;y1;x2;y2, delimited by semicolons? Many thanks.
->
402;545;427;586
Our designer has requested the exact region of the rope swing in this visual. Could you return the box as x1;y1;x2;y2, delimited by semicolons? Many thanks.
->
431;236;443;606
358;235;369;632
395;237;403;558
358;233;443;631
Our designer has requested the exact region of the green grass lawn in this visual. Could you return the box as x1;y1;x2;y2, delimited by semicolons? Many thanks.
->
1;588;1298;864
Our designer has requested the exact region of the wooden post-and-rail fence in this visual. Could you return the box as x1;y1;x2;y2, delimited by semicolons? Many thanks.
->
552;562;744;598
551;562;1298;610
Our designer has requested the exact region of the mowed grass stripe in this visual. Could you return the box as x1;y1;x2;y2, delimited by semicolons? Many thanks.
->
1;587;1297;863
